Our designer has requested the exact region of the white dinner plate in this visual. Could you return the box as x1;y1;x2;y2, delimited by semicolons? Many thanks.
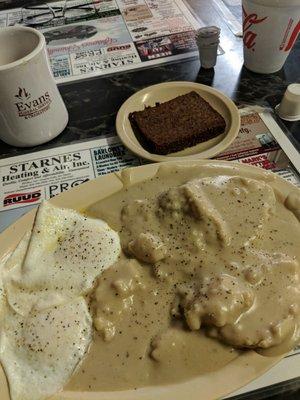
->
1;160;299;400
116;82;240;162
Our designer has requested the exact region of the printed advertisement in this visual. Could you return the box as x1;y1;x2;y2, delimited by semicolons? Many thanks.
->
0;0;201;83
216;112;300;186
120;0;194;41
0;136;141;232
136;31;197;61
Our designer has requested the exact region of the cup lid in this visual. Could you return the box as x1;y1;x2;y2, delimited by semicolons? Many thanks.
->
196;26;220;38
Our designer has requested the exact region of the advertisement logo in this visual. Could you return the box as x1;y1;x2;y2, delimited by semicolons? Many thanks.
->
14;87;52;119
280;20;300;52
107;44;131;52
242;6;267;50
4;190;41;207
48;178;89;197
15;87;31;101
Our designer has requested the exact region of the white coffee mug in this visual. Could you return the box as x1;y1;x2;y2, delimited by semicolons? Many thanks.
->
0;26;68;147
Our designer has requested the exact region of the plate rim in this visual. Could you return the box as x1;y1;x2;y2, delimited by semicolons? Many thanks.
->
1;159;299;400
115;81;241;162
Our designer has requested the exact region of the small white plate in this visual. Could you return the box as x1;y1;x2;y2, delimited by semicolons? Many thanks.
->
116;81;240;162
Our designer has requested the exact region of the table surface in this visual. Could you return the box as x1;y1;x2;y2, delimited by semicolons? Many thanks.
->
0;0;299;160
0;1;299;399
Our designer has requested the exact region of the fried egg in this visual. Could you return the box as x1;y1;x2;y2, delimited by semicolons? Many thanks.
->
3;201;121;315
0;297;92;400
0;201;121;399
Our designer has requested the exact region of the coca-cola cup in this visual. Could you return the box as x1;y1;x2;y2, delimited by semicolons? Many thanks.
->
242;0;300;74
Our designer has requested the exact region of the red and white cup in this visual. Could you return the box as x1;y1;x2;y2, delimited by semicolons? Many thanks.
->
242;0;300;74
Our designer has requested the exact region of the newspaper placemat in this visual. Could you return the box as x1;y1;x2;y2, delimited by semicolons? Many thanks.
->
215;109;300;182
0;107;299;397
0;0;202;84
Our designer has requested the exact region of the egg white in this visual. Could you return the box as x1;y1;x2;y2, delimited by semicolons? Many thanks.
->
3;201;120;315
0;297;92;400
